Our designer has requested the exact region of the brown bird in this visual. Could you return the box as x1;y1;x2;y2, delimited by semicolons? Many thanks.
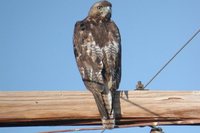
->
73;0;121;129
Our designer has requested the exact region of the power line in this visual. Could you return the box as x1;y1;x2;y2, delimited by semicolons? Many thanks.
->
144;28;200;89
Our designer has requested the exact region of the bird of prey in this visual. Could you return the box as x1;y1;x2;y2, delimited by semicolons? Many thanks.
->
73;0;121;129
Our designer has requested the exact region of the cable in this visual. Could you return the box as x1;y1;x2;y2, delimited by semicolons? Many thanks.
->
144;28;200;89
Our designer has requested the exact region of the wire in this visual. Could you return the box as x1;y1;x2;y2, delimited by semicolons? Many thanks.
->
39;126;104;133
101;129;106;133
39;124;162;133
144;28;200;89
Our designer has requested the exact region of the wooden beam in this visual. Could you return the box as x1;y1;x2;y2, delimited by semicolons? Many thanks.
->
0;90;200;127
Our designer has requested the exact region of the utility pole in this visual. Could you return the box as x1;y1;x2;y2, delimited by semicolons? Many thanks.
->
0;91;200;127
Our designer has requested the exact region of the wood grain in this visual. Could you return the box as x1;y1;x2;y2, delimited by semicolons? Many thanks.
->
0;90;200;127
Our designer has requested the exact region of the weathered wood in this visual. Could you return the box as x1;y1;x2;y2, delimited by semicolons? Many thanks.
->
0;90;200;127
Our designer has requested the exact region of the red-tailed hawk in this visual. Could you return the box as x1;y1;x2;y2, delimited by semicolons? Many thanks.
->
73;0;121;129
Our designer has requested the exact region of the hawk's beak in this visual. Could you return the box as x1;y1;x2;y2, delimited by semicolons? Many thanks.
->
104;6;112;13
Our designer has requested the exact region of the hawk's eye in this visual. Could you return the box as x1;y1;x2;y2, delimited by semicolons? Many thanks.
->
97;6;103;10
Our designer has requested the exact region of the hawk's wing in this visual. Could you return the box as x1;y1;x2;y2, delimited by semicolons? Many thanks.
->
73;20;109;119
103;21;121;91
73;20;105;93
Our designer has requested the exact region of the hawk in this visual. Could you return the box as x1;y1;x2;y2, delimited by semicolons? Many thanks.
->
73;0;121;129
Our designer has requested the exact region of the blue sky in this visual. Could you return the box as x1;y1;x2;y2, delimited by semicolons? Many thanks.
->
0;0;200;133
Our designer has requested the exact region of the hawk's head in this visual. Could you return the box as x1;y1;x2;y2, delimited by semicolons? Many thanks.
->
88;1;112;21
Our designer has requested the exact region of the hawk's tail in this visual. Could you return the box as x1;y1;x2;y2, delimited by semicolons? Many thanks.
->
92;91;115;129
